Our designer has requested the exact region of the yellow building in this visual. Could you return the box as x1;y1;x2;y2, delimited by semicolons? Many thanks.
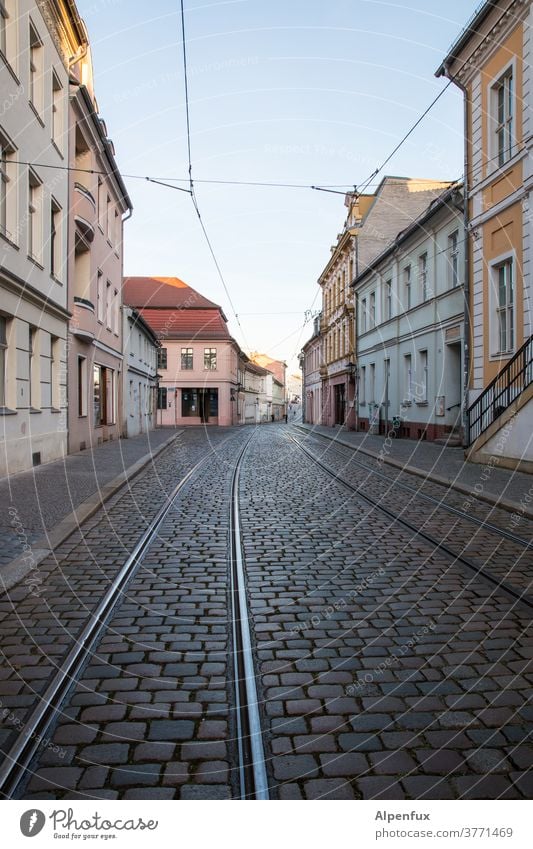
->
437;0;533;471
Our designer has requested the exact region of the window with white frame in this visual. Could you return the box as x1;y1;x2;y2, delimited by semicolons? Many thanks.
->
50;197;61;279
28;170;43;262
204;348;217;370
369;292;376;327
0;134;15;240
448;230;460;288
51;72;63;150
105;281;112;329
418;253;428;301
50;335;60;409
28;325;40;409
418;350;428;402
359;365;366;405
29;21;43;114
0;315;7;406
78;355;87;416
97;271;104;322
384;278;392;320
404;266;411;310
106;195;112;243
492;67;514;167
361;297;367;333
495;258;514;354
369;363;375;403
97;179;105;229
403;353;412;404
113;288;119;334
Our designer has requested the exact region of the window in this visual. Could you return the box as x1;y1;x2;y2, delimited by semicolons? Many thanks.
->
369;363;375;403
29;22;43;114
181;347;193;369
50;197;61;279
181;388;198;416
448;230;460;288
0;315;7;406
384;279;392;320
495;259;514;354
113;288;119;334
28;170;43;261
157;348;168;369
493;68;514;167
50;335;60;409
383;359;390;401
52;72;63;150
106;195;112;242
157;387;167;409
404;266;411;310
418;253;428;301
359;365;366;405
403;354;412;403
98;180;105;229
93;364;115;426
114;210;120;249
96;272;104;322
78;356;87;416
0;135;15;240
105;281;111;329
28;326;40;409
204;347;217;370
369;292;376;327
361;298;367;333
419;350;428;402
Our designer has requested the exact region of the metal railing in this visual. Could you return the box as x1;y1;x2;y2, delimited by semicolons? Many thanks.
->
466;334;533;445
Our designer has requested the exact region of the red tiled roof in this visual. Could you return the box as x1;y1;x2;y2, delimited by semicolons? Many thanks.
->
123;276;223;312
138;307;231;340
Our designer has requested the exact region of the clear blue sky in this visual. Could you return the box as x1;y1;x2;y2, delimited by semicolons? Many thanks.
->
79;0;480;371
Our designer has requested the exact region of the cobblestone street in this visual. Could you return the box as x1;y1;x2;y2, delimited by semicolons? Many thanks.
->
0;425;531;800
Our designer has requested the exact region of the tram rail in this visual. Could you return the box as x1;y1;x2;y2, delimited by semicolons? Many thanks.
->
286;432;533;612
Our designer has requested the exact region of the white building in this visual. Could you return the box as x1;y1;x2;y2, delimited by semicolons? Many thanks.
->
0;1;80;475
301;315;323;425
122;307;159;437
353;184;465;442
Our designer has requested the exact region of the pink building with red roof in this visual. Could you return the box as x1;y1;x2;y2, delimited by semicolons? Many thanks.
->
123;276;241;427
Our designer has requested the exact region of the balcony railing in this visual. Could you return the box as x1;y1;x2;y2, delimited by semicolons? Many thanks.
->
466;334;533;445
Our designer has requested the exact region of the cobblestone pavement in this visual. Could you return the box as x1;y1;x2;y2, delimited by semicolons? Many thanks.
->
238;428;533;800
2;424;531;800
292;430;533;598
0;427;246;799
297;424;533;516
0;428;182;567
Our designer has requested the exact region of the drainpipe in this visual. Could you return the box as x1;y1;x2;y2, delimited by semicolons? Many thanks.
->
445;62;470;448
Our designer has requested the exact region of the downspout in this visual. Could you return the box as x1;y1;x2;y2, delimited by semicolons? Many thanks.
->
445;61;470;448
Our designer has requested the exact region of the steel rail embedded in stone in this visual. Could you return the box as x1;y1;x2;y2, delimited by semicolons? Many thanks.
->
0;441;236;799
293;426;532;549
287;433;533;612
229;431;270;800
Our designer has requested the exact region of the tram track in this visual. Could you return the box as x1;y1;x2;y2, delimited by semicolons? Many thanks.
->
0;428;268;800
286;431;533;612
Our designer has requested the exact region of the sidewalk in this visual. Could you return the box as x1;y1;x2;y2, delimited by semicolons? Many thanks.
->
295;423;533;519
0;428;182;580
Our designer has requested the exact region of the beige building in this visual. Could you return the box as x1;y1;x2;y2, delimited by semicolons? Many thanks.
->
67;32;132;453
437;0;533;470
0;1;77;475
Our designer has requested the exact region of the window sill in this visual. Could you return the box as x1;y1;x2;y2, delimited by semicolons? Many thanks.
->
0;53;20;85
401;401;412;407
0;230;18;249
29;101;45;127
51;407;61;414
50;273;63;285
28;254;44;270
50;139;64;159
29;407;42;414
0;406;17;415
415;401;428;407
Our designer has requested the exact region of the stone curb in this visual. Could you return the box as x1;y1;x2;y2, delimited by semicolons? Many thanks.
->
0;430;184;594
294;424;533;521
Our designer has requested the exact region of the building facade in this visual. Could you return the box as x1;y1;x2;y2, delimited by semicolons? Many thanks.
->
0;0;77;475
67;42;132;453
124;276;241;427
354;184;465;441
301;315;322;425
437;0;533;469
122;307;159;437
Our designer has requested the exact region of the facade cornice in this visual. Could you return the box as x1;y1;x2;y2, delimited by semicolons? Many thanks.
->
0;269;71;321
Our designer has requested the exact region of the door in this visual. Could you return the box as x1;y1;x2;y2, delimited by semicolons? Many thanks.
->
335;384;345;424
